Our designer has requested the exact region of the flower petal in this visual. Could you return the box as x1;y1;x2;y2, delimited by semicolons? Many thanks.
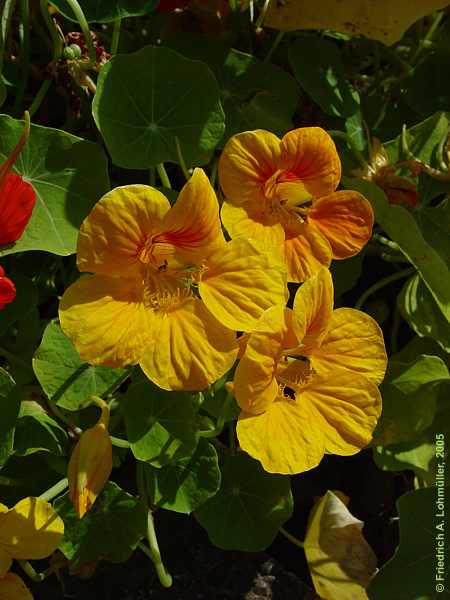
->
0;174;36;246
0;572;33;600
278;128;341;198
140;298;238;391
237;398;326;475
310;308;387;385
303;371;382;456
309;190;374;259
292;267;333;348
233;306;289;414
0;267;16;310
0;497;64;560
199;238;288;331
77;185;171;277
0;550;11;579
284;223;332;282
59;274;154;368
157;168;225;263
219;129;281;208
221;202;285;246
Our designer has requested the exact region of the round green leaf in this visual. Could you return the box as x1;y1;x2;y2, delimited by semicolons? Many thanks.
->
14;402;68;457
142;439;220;514
33;321;128;411
92;45;225;168
289;36;359;118
0;115;110;256
195;453;293;551
55;482;147;569
368;486;450;600
49;0;158;22
123;379;199;467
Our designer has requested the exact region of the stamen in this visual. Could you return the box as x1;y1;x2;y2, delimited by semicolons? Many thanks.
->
144;285;193;312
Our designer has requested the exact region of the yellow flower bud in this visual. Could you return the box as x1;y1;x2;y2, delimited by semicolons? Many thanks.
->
68;402;112;518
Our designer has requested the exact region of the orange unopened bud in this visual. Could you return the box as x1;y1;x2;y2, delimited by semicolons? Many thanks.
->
68;402;112;518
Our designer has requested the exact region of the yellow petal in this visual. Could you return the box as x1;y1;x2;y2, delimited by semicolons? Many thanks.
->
59;274;154;368
292;267;334;348
237;397;326;475
199;238;288;332
310;308;388;385
0;572;33;600
68;404;112;518
0;497;64;560
278;128;341;198
156;168;225;265
309;191;374;259
304;371;382;456
219;129;281;208
77;185;171;277
304;491;377;600
140;297;238;391
0;550;11;579
284;223;332;282
221;202;285;246
233;306;289;414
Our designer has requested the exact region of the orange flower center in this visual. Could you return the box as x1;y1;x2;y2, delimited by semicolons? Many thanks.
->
276;357;314;401
143;284;193;313
262;169;314;229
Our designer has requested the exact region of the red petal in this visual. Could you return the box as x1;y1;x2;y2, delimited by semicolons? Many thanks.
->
0;268;16;310
0;173;36;245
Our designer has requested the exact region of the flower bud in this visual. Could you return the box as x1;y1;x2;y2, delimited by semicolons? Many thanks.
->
0;265;16;310
68;403;112;518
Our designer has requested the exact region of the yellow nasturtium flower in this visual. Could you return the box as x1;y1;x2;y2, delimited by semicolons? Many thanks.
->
68;401;112;519
219;127;374;282
233;268;387;475
0;497;64;594
60;168;288;390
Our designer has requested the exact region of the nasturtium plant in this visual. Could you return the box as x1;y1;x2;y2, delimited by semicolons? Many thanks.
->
1;1;449;597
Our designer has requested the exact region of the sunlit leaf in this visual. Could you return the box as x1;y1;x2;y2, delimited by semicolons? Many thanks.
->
305;490;377;600
92;45;225;168
195;453;293;551
14;401;68;457
264;0;449;45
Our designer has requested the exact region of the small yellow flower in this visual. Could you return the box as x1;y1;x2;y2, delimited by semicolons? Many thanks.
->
233;268;387;474
219;127;374;282
0;497;64;579
60;168;288;390
68;402;112;518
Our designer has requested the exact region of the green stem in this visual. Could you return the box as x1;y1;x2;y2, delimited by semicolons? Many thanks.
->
175;136;190;181
46;395;82;435
13;0;30;114
198;392;232;438
110;436;130;449
228;421;236;455
411;10;444;64
255;0;270;28
264;30;284;63
136;462;172;588
156;163;172;189
102;369;131;398
279;526;305;549
0;345;33;373
354;267;415;311
328;130;367;169
0;0;16;72
209;158;218;187
39;477;68;502
64;0;96;68
17;557;66;582
110;17;122;55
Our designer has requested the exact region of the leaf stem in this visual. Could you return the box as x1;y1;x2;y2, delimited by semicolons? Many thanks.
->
264;30;284;63
175;136;190;181
110;436;130;449
354;267;415;311
279;526;305;548
156;163;172;189
0;0;16;73
39;477;68;502
63;0;96;68
13;0;30;114
411;10;445;65
111;17;122;54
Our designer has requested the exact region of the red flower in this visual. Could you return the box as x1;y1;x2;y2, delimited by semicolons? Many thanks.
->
0;265;16;310
0;113;36;246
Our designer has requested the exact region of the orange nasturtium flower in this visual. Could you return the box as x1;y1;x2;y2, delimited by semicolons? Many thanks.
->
219;127;374;282
233;268;387;475
60;168;287;391
0;266;16;310
0;497;64;599
68;401;112;518
0;112;36;246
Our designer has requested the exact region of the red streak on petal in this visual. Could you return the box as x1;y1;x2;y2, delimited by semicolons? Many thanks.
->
154;226;207;249
0;173;36;245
